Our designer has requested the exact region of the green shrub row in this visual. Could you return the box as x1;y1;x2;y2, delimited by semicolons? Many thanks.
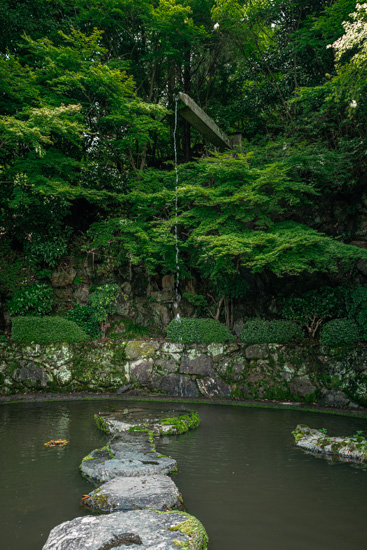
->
320;318;360;346
166;317;235;344
11;316;89;343
240;319;303;344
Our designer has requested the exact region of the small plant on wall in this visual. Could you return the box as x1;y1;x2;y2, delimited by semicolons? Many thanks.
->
89;284;120;336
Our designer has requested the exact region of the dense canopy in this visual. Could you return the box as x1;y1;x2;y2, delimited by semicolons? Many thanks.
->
1;0;367;329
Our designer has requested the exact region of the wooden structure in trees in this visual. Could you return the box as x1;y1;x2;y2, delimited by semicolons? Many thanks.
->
178;92;240;151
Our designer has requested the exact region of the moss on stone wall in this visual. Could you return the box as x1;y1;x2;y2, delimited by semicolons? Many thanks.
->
0;340;366;408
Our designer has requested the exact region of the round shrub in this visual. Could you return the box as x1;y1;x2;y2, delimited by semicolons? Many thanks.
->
8;283;54;316
166;318;235;344
65;304;101;338
11;316;89;343
320;318;360;347
241;318;303;344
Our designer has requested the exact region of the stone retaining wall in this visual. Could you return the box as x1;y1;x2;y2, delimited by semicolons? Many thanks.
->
1;340;367;407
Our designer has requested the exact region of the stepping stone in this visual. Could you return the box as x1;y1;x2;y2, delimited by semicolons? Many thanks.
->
293;424;367;463
42;509;208;550
80;431;177;483
94;408;199;436
83;475;182;512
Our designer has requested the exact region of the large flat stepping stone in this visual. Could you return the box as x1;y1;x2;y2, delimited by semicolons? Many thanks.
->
94;407;199;436
42;509;208;550
83;475;182;512
80;431;177;483
293;424;367;463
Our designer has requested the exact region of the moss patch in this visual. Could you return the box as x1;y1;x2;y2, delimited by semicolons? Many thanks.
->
168;511;209;549
160;412;200;434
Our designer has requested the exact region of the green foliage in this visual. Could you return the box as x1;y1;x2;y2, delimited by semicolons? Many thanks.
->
166;317;235;344
320;318;360;347
25;230;71;267
8;283;54;316
182;293;209;317
65;304;101;338
241;319;304;345
89;284;120;323
122;319;150;339
2;0;367;321
160;412;200;434
11;316;89;343
108;318;151;340
0;239;33;296
346;285;367;337
282;287;347;337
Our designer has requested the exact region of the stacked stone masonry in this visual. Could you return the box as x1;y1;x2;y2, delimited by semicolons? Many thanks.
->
1;340;367;407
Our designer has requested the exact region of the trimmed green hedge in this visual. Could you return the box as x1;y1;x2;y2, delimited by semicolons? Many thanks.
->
241;318;303;344
166;318;235;344
320;318;360;346
12;316;89;343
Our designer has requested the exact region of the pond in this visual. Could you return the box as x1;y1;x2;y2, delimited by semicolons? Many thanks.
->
1;400;367;550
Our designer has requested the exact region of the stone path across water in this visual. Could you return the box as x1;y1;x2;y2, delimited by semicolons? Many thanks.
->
42;407;208;549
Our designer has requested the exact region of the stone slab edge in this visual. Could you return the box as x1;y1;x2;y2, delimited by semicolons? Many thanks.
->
293;424;367;462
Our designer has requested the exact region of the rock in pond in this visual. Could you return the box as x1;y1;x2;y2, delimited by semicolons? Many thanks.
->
293;424;367;463
94;407;200;436
42;509;208;550
80;431;177;483
83;475;182;512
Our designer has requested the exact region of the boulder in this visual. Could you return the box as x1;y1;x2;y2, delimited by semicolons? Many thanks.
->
245;345;268;360
130;359;156;386
180;352;214;376
80;432;176;483
83;475;181;512
317;389;355;408
125;341;160;360
51;268;77;288
42;510;208;550
154;373;199;397
13;362;49;388
292;424;367;463
94;408;199;436
196;377;231;398
289;377;316;399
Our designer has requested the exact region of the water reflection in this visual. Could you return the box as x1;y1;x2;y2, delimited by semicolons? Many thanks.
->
1;401;367;550
157;406;367;550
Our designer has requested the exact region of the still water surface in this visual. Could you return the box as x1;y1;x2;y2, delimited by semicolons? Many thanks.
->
1;400;367;550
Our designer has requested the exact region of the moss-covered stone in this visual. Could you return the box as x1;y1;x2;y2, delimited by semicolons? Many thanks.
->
125;340;159;360
1;340;367;407
293;424;367;462
168;511;209;550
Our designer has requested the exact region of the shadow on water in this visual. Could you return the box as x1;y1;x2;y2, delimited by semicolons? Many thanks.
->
1;400;367;550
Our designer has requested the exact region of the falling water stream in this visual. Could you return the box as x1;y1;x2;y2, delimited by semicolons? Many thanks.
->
173;97;181;318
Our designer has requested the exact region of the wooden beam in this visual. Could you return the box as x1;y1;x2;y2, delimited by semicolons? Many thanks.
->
178;92;233;151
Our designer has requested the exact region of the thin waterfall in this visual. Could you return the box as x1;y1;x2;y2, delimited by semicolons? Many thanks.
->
173;97;181;319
